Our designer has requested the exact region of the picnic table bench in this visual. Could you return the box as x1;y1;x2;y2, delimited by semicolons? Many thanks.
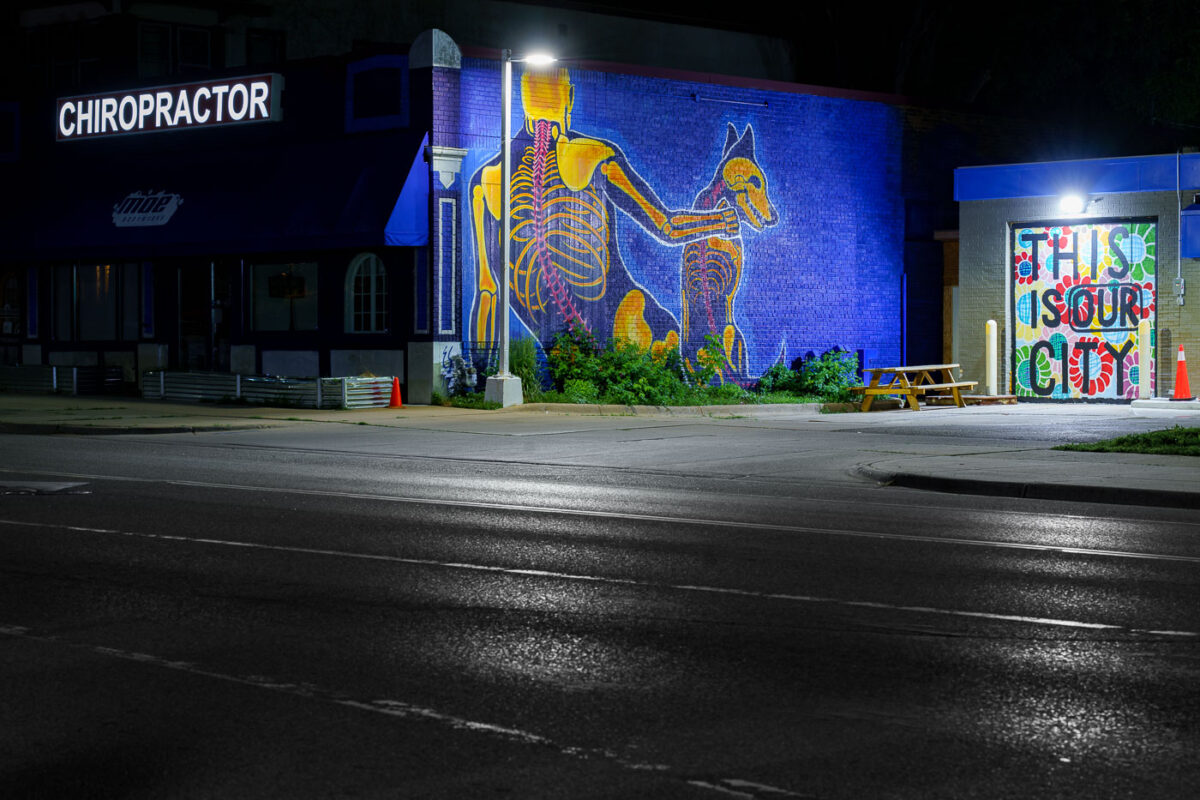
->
851;364;977;411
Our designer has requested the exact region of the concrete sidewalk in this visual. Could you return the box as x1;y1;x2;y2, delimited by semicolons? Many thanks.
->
2;392;1199;510
0;392;826;435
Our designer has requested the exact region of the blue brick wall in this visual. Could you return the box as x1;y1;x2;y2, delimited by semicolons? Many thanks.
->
452;58;905;377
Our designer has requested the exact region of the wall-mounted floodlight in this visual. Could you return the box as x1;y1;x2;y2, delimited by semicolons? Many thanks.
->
1059;194;1102;215
1059;194;1085;214
520;53;557;66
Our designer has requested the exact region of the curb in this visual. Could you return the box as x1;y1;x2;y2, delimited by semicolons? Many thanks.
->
508;402;836;416
851;463;1200;510
0;421;285;436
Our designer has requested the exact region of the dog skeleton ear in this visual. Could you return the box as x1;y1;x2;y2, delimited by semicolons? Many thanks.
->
741;125;755;153
722;122;738;156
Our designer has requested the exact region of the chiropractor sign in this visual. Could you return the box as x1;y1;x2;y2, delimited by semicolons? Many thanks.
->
56;74;282;141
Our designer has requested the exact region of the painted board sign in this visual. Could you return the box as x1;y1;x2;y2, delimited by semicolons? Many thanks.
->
1011;220;1156;400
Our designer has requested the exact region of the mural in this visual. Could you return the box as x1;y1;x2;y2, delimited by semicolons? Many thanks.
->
468;67;777;382
1011;220;1156;400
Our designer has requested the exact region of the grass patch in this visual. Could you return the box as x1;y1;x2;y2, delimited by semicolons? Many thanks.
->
530;388;820;407
446;394;502;410
1054;426;1200;456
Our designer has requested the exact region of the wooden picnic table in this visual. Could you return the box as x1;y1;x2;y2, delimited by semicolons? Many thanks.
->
851;363;977;411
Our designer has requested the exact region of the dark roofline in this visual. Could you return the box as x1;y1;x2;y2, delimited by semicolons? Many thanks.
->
458;44;913;108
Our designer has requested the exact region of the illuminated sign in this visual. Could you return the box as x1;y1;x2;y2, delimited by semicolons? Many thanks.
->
112;191;183;227
57;74;282;141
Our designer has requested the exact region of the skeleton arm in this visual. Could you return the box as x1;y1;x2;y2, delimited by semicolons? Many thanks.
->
600;156;738;243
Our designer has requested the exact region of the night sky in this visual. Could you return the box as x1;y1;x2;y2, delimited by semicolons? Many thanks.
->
551;0;1200;159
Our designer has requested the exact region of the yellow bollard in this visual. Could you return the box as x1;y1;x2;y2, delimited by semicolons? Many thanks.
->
985;320;998;396
1137;319;1152;399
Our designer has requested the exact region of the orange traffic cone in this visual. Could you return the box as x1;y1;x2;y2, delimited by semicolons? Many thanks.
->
1171;345;1194;401
389;376;403;408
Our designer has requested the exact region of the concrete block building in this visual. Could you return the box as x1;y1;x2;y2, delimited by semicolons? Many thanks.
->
955;154;1200;400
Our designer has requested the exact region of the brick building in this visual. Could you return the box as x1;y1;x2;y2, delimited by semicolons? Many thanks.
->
1;4;1055;402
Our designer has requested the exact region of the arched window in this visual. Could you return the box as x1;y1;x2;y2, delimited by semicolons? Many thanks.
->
344;253;388;333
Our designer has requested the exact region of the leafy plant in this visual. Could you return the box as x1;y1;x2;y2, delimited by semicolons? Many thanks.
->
706;381;754;404
547;321;602;387
563;378;599;404
794;349;860;401
509;335;544;401
756;362;804;394
691;333;730;386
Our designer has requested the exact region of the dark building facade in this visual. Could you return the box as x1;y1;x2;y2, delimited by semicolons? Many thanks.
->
1;4;1060;403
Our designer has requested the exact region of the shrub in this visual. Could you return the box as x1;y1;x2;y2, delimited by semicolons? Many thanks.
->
691;333;730;387
795;349;859;401
545;322;697;406
547;321;602;387
756;362;804;394
705;381;753;404
563;378;599;404
509;335;544;401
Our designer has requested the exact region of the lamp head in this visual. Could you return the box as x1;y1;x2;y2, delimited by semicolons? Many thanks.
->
1059;194;1085;215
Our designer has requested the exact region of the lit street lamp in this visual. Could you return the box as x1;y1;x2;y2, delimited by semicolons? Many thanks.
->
484;49;556;408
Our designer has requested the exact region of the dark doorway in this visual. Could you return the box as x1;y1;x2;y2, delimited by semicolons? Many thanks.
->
177;261;235;371
0;267;23;365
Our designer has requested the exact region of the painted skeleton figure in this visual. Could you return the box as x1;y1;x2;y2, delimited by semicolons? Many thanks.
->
681;123;778;381
470;67;739;360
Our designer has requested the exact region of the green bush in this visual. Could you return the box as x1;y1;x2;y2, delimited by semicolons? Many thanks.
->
546;321;693;406
705;381;754;404
756;362;804;394
547;322;603;386
509;335;544;401
691;334;730;386
795;349;859;401
563;378;599;404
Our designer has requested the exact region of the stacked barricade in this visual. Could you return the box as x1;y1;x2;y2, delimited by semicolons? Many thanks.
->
140;372;396;409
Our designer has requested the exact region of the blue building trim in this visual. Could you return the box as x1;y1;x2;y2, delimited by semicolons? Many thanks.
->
955;153;1200;202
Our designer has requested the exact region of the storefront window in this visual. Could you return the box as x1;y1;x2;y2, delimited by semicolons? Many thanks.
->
1;268;21;337
26;267;38;339
251;262;318;331
53;263;149;342
345;253;388;333
53;264;73;341
78;263;117;340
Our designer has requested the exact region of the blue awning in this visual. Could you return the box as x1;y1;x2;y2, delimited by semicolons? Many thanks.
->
955;152;1200;202
4;129;428;261
385;132;429;246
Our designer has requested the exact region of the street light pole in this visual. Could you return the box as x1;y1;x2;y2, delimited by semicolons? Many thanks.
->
499;49;513;378
484;49;521;407
485;49;554;408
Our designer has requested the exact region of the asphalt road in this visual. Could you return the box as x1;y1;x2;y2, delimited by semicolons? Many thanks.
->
1;414;1198;799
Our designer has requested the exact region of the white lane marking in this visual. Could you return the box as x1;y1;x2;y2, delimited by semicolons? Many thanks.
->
2;467;1197;566
720;778;815;797
2;518;1196;638
688;782;755;798
0;623;803;797
0;480;89;492
4;460;1200;533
